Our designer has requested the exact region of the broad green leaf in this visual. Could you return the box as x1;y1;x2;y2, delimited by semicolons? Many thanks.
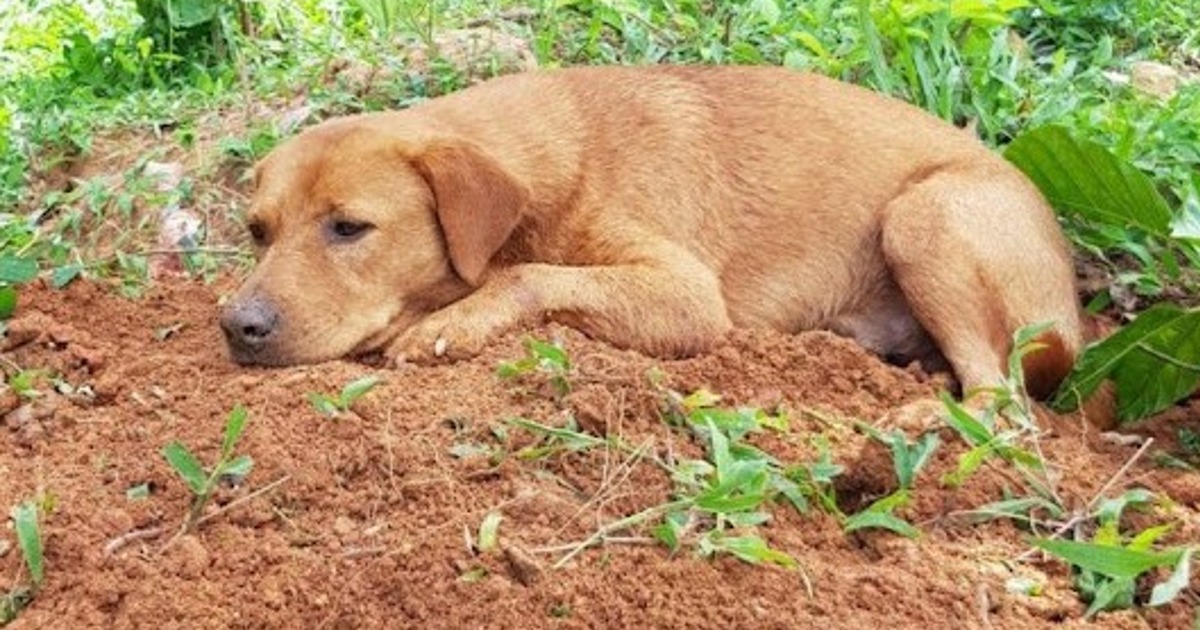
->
11;502;43;586
0;285;15;319
1005;126;1172;236
844;510;920;538
340;375;380;404
477;511;502;553
1149;548;1193;606
163;441;208;495
0;256;37;284
1052;304;1200;422
1032;538;1182;579
221;405;249;456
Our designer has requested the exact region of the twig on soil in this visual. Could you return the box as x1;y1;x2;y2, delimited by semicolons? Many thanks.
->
551;438;653;539
551;499;692;569
529;536;656;554
103;526;167;557
1016;438;1154;562
159;474;292;554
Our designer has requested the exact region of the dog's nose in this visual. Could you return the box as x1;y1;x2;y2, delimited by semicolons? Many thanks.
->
220;294;281;356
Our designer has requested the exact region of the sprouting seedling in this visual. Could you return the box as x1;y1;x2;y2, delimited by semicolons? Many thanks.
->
308;375;380;419
496;337;572;398
843;425;939;538
162;405;254;532
1;501;43;624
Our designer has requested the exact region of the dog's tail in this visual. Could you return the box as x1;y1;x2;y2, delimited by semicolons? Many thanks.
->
1021;328;1076;401
1023;317;1117;428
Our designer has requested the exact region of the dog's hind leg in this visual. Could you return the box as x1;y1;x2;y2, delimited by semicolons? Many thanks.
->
878;163;1083;399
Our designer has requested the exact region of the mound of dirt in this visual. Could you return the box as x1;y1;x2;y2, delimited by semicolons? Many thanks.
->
1;279;1197;629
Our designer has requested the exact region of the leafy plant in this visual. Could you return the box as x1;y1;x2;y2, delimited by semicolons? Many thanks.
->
1032;490;1194;617
1052;304;1200;423
308;375;381;419
497;337;573;398
162;405;254;532
651;418;799;568
1;501;44;625
844;425;939;538
1006;126;1200;422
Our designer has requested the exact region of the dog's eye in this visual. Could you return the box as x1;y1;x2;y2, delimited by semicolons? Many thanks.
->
328;219;373;242
247;222;267;245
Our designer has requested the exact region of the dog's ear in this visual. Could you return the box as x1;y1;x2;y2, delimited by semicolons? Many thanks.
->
412;141;528;286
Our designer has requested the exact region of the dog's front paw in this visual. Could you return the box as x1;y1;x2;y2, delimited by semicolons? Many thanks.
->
384;312;498;365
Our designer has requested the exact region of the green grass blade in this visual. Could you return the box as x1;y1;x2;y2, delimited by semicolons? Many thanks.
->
11;502;43;586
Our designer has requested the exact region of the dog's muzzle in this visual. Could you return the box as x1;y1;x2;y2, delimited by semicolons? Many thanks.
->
220;293;283;365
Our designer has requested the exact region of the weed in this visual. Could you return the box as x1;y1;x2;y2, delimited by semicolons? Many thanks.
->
308;375;381;419
162;405;254;533
1032;489;1195;617
2;501;44;625
844;425;939;538
497;337;572;398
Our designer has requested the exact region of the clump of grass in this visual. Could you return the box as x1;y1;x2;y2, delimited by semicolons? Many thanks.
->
308;375;380;419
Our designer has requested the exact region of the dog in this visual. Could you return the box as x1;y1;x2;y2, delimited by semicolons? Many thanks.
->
220;65;1083;400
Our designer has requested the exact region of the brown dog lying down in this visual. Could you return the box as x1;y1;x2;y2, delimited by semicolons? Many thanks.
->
221;65;1083;398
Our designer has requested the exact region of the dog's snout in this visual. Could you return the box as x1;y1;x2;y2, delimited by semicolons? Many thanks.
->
220;294;281;359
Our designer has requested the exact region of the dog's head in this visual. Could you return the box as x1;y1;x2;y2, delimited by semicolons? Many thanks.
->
220;117;528;365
